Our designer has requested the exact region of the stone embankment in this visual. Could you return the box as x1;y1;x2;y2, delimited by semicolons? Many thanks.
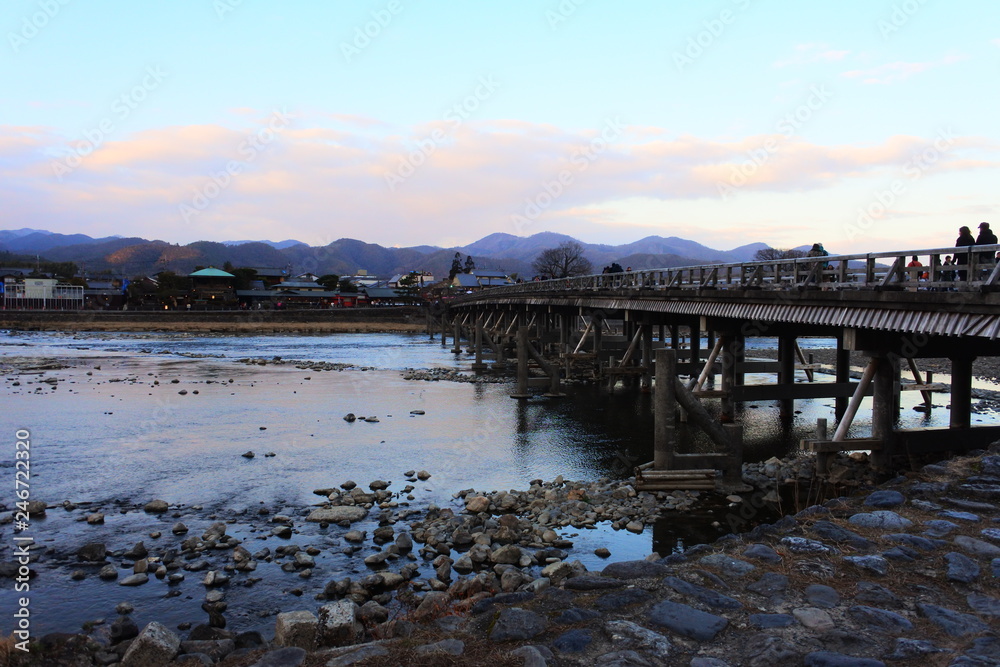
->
11;449;1000;666
0;308;427;333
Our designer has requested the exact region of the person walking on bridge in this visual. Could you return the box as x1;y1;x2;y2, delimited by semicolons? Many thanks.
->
955;225;975;281
975;222;998;276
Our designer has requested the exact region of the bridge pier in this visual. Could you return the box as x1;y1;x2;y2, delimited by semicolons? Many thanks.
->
778;334;796;420
950;354;974;429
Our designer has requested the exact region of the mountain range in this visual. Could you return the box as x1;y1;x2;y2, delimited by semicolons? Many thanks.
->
0;228;777;280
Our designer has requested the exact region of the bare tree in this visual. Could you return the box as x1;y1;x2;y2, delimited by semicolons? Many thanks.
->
753;247;806;262
532;241;594;278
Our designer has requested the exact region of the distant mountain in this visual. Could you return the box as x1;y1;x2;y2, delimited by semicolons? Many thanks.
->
222;239;306;249
0;228;788;279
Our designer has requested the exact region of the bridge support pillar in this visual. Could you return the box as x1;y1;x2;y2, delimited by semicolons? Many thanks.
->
778;334;796;420
510;326;531;399
471;318;487;371
689;319;701;369
654;349;677;469
451;320;462;354
720;330;736;423
950;354;974;429
871;353;899;472
835;335;851;420
441;315;448;348
641;322;654;392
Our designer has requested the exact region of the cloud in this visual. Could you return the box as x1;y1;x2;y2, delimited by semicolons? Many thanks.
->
841;54;969;85
0;117;995;248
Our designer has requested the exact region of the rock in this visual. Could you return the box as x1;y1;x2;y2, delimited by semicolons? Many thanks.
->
120;621;180;667
317;600;361;648
647;600;728;641
343;414;356;422
119;573;149;586
324;643;390;665
246;647;306;667
743;543;781;564
144;499;169;513
965;593;1000;617
552;628;591;653
273;610;317;650
564;575;625;591
595;547;611;558
939;510;980;522
510;646;550;667
791;607;835;632
955;535;1000;558
78;543;107;562
843;555;889;576
804;584;840;609
110;615;139;642
368;480;389;490
20;500;46;518
886;638;951;660
918;603;990;636
924;520;960;537
848;511;913;530
417;470;431;480
465;496;490;513
490;544;523;564
413;592;450;621
124;541;148;560
780;536;835;555
664;577;742;610
810;520;872;550
945;552;981;583
749;613;796;628
803;652;885;667
415;638;464;656
596;589;654;612
86;513;104;524
340;480;357;490
698;553;756;577
605;620;673;656
99;564;118;580
306;506;367;523
855;582;900;607
847;605;913;633
747;572;788;596
863;490;905;508
601;560;670;579
242;451;255;459
172;522;188;535
488;608;547;641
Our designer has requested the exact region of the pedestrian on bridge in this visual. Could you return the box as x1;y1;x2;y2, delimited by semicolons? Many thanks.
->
956;225;975;281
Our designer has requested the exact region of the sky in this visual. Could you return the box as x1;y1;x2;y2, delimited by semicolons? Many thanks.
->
2;1;998;254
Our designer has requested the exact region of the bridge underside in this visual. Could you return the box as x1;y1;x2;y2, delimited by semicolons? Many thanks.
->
436;287;1000;487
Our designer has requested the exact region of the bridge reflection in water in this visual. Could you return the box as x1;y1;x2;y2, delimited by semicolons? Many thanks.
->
439;245;1000;488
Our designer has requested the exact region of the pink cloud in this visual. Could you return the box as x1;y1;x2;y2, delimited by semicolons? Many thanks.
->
1;117;996;247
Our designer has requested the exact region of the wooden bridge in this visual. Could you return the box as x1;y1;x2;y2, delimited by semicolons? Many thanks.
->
437;244;1000;489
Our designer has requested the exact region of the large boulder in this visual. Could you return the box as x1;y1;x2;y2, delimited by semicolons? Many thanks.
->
306;506;368;524
120;622;180;666
274;610;318;650
317;600;361;647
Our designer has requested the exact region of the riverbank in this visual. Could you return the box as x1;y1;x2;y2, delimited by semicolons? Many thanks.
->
0;308;429;333
8;447;1000;666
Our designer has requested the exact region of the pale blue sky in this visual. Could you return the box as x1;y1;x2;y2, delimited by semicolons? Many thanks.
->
2;1;997;252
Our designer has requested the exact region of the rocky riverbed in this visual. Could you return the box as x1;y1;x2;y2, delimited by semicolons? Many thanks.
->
7;447;1000;666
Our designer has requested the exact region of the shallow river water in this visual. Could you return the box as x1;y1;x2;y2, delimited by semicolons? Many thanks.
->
1;330;997;637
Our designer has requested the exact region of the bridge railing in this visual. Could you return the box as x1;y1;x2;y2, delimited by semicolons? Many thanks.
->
456;244;1000;300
